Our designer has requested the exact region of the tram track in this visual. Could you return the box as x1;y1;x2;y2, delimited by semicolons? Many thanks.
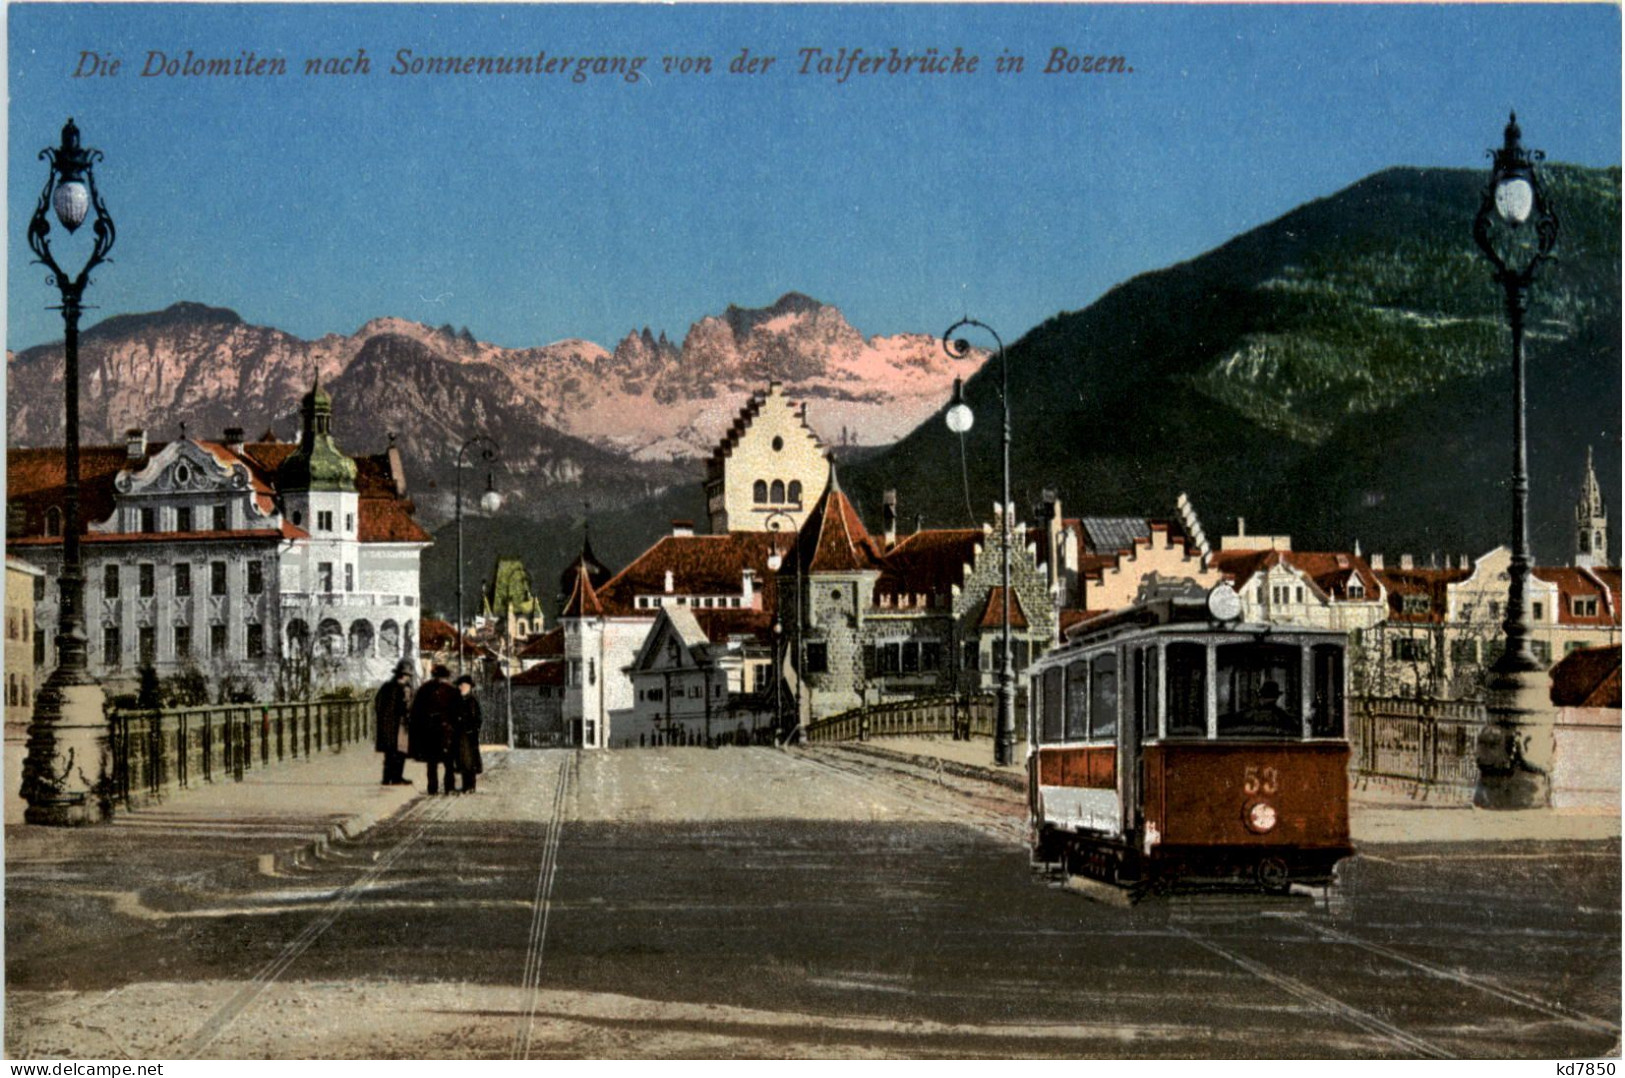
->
793;746;1026;844
512;754;574;1060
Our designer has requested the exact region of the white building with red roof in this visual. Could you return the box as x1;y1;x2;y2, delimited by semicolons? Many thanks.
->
6;381;431;698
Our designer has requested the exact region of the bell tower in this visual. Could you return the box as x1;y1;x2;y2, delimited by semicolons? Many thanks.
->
1575;447;1608;568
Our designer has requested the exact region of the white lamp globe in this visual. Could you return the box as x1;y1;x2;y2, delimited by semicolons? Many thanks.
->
53;181;90;231
946;402;975;435
1494;176;1535;227
480;489;503;513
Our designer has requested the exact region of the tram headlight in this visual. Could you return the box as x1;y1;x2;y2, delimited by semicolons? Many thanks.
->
1244;799;1278;834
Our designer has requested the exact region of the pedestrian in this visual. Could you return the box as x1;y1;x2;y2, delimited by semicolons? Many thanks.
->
454;675;485;793
374;660;415;786
408;663;462;795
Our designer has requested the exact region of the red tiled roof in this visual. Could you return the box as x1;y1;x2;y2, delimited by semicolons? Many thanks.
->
1211;549;1382;602
596;532;783;617
359;496;432;544
513;661;567;687
977;586;1029;630
1375;567;1472;624
691;608;776;644
1058;608;1103;636
518;627;565;659
875;529;981;599
560;562;605;618
1533;566;1622;628
796;467;883;575
1550;645;1622;708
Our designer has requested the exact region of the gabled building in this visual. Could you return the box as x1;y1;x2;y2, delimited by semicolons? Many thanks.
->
704;381;830;534
620;605;776;746
481;556;543;641
6;381;431;698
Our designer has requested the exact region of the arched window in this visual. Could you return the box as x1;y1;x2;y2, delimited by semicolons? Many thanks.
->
753;480;768;504
788;480;803;504
44;507;62;538
348;619;375;658
286;618;310;656
380;620;401;657
770;480;786;503
317;618;345;658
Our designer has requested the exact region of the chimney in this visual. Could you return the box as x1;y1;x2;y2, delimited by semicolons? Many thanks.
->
224;426;245;452
883;490;897;550
1400;553;1414;570
1371;553;1384;571
741;568;756;604
664;569;675;594
1236;517;1246;537
125;428;147;462
671;520;694;538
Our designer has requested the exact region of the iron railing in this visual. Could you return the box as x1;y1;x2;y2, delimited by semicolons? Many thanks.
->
106;697;370;812
1351;696;1484;797
806;694;1004;743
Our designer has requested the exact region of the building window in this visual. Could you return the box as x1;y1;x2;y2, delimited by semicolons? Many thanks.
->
139;508;156;533
34;630;46;665
104;564;121;599
33;575;45;601
246;623;265;659
345;513;354;532
1566;639;1594;655
1572;597;1599;618
318;563;334;592
963;640;980;671
1401;595;1430;615
805;642;829;674
1450;638;1479;665
103;626;121;667
138;626;156;665
1296;586;1305;604
138;563;155;598
588;659;596;686
247;561;263;595
1348;583;1365;599
1532;602;1545;621
318;510;334;532
788;480;803;504
1390;637;1428;662
175;625;192;660
214;504;229;531
44;506;62;538
176;507;193;533
210;624;227;658
175;563;192;597
211;562;228;596
753;480;768;504
1531;640;1552;666
771;479;786;503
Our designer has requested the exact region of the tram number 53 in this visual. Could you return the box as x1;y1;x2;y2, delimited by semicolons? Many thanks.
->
1243;765;1279;795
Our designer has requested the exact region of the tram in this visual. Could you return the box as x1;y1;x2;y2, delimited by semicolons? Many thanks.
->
1027;579;1354;895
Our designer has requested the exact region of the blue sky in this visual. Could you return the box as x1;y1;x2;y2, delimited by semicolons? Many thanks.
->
8;3;1620;353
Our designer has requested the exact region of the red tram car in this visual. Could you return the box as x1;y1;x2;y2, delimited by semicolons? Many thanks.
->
1027;581;1354;895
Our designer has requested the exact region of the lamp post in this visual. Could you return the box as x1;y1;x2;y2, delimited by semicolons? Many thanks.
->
764;509;801;744
942;318;1016;767
455;437;501;675
22;119;117;826
1471;112;1560;810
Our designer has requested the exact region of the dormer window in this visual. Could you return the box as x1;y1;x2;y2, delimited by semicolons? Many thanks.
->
1347;583;1365;599
1401;595;1430;615
1573;596;1599;618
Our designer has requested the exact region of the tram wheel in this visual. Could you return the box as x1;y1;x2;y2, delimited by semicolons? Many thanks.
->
1256;856;1290;894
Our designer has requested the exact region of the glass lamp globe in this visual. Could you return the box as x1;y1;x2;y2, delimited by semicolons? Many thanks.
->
946;402;975;435
52;181;90;232
767;551;783;572
480;489;503;513
1494;176;1535;227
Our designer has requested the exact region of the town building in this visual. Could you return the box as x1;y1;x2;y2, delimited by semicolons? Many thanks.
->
480;556;543;642
620;605;776;746
5;557;44;728
6;381;431;699
705;381;830;534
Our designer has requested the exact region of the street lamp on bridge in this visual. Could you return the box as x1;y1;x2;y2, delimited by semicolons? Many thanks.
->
22;119;118;826
942;319;1018;768
1472;112;1560;810
455;437;501;675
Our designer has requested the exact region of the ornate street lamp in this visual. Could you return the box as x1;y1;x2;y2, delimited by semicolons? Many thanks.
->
942;319;1016;767
1471;112;1560;810
22;119;117;826
455;436;501;675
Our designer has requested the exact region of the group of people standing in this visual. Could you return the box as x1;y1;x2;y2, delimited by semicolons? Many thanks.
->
373;662;486;795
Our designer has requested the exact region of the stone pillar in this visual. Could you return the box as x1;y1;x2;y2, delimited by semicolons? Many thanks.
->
22;680;108;825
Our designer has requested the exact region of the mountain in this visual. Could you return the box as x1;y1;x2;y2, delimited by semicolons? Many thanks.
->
6;292;983;482
845;165;1621;568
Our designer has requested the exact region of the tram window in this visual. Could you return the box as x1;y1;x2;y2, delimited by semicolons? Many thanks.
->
1041;666;1064;743
1142;646;1159;736
1165;643;1206;737
1311;644;1345;738
1090;653;1118;740
1215;643;1301;739
1065;660;1089;739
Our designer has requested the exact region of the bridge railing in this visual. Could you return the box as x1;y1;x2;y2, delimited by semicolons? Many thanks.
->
1351;696;1484;798
806;694;1001;743
106;697;370;812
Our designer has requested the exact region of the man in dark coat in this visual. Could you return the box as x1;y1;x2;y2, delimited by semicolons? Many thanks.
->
408;664;462;795
374;661;414;786
454;675;485;793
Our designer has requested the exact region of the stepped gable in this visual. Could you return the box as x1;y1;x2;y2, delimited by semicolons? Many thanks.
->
705;382;825;480
977;585;1029;630
560;561;605;619
1550;645;1622;708
594;532;782;616
794;463;883;575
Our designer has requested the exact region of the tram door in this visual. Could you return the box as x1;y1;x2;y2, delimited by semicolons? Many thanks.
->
1119;645;1151;843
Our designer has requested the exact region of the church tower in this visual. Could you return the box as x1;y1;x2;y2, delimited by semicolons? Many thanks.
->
1575;447;1609;568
